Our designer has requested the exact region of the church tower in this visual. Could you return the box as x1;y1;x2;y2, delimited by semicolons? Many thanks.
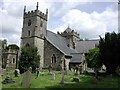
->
60;26;80;49
21;2;48;67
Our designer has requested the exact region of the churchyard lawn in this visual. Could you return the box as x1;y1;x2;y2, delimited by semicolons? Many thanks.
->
1;69;119;89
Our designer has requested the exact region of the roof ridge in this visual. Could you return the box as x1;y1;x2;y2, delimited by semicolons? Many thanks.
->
46;30;78;56
45;37;71;56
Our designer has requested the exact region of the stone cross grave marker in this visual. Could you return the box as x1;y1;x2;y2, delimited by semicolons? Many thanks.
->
22;70;31;88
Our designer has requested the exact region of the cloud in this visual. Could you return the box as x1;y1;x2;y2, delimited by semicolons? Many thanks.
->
52;1;92;17
1;0;54;46
53;2;81;16
52;5;118;39
1;1;118;47
1;5;21;45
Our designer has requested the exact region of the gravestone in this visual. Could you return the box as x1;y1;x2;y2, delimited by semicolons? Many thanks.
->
79;66;82;74
2;76;15;84
60;70;65;84
29;67;32;72
74;66;80;76
22;70;31;88
6;72;10;77
2;72;15;84
72;77;80;82
14;69;20;77
52;72;55;80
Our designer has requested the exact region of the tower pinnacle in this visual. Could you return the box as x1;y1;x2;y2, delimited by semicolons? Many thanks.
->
24;5;26;13
46;9;48;16
36;2;39;10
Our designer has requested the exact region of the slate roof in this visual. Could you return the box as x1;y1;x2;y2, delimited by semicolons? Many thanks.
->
70;53;84;63
46;30;78;56
76;40;99;53
45;30;99;63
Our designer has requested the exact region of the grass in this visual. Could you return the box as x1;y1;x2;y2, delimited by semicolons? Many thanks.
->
1;69;120;89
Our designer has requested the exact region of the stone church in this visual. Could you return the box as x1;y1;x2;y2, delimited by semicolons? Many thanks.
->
20;3;99;72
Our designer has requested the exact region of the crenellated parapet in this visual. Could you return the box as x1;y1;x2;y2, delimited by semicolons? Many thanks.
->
24;10;48;20
60;29;80;38
59;27;80;49
23;2;48;21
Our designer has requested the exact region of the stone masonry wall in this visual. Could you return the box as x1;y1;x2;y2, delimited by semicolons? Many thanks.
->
44;39;65;70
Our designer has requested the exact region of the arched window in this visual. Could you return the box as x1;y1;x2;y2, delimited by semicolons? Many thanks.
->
25;43;30;47
13;58;15;64
28;20;31;26
40;21;43;27
28;31;30;36
63;59;66;70
51;54;56;64
67;44;69;47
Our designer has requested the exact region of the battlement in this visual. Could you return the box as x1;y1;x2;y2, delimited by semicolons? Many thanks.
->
24;10;47;20
60;29;80;38
23;2;48;20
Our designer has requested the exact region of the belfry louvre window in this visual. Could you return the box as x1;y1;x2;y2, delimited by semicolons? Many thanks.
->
25;43;30;47
28;31;30;36
28;20;31;26
40;21;43;27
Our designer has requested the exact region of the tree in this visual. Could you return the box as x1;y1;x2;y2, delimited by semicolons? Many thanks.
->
99;32;120;75
7;44;19;50
86;48;102;79
18;47;40;74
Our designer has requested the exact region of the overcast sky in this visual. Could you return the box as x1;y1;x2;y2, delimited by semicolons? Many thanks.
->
0;0;118;46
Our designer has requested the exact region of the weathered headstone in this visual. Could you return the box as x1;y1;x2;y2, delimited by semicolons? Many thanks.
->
2;72;15;84
22;70;31;88
14;69;20;77
60;70;65;84
2;76;15;84
52;72;55;80
79;66;82;74
6;72;10;78
72;77;80;82
29;67;32;72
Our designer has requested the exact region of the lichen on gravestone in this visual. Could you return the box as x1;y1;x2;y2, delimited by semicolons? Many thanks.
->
22;70;31;88
52;72;55;80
